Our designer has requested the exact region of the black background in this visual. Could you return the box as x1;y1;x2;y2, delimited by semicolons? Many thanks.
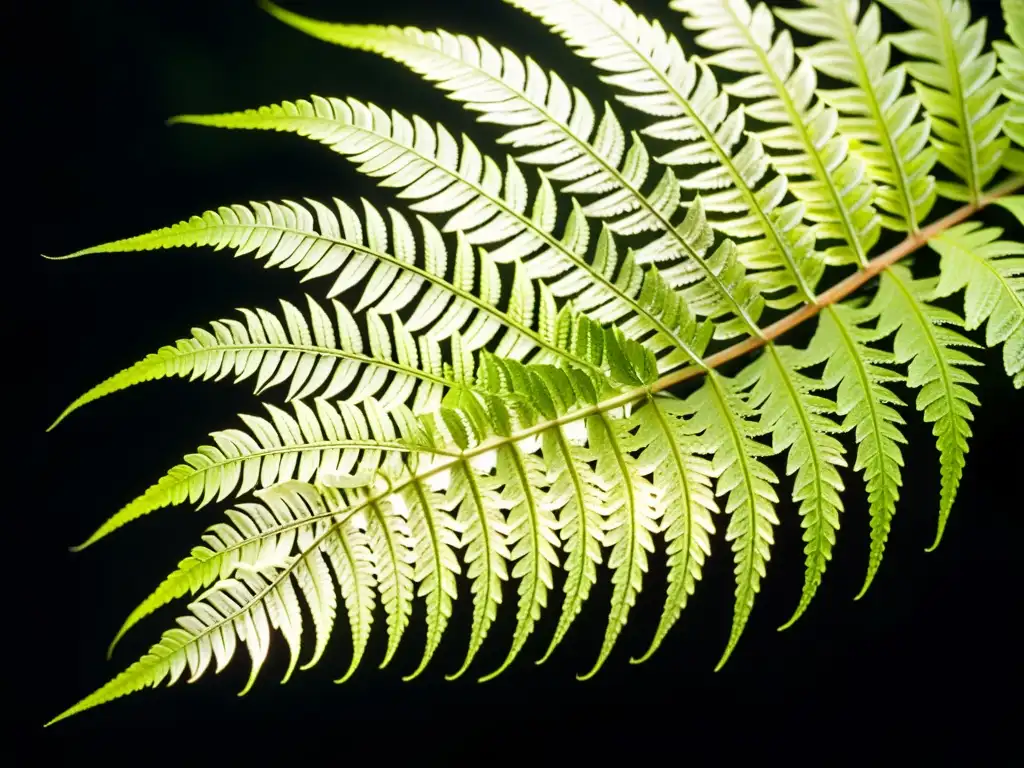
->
19;0;1020;759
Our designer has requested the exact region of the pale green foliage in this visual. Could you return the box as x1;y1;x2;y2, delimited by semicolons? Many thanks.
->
998;0;1024;162
879;0;1010;202
775;1;938;232
931;200;1024;387
46;0;1024;725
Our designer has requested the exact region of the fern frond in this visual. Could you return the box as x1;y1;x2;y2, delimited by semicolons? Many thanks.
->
576;411;661;678
535;425;607;663
930;212;1024;388
871;265;981;549
811;306;907;597
49;483;345;725
47;0;1024;727
776;0;938;233
687;371;779;669
737;343;846;628
628;394;717;663
363;492;417;669
479;444;559;681
107;488;312;659
172;97;716;366
47;199;565;375
879;0;1009;202
318;490;378;683
427;412;513;680
401;478;462;680
507;0;825;306
997;0;1024;160
261;6;767;336
49;295;448;429
673;0;881;267
73;397;425;552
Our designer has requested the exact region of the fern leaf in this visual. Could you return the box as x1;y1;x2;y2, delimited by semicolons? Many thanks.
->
46;198;555;371
776;0;938;232
106;489;311;659
48;484;347;727
318;491;377;683
443;460;511;679
813;306;907;597
363;494;416;669
535;426;607;663
871;266;981;549
627;395;717;663
49;296;448;429
71;397;421;551
576;412;660;679
263;7;767;335
172;94;715;367
879;0;1009;202
402;479;462;680
997;0;1024;160
738;343;846;628
507;0;825;306
931;214;1024;388
479;444;559;681
688;371;779;668
673;0;881;267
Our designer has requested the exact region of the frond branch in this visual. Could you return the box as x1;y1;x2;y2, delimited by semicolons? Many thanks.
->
668;175;1024;388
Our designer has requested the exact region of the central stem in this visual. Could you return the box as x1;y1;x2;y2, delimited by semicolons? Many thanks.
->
652;174;1024;394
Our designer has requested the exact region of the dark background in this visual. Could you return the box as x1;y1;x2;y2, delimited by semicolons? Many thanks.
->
19;0;1019;759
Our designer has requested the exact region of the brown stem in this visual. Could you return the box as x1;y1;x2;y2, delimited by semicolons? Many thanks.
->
649;174;1024;395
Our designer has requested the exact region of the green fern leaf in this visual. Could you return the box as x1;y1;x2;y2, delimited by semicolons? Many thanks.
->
45;198;566;371
173;95;716;367
71;397;423;551
49;296;448;429
688;371;779;668
479;444;559;681
45;0;1024;726
262;6;767;335
402;478;462;680
776;0;938;232
871;265;981;549
319;487;378;683
811;306;907;597
507;0;825;306
106;488;312;660
737;343;846;628
930;212;1024;388
879;0;1009;202
535;425;607;663
363;493;417;669
628;394;717;663
673;0;882;266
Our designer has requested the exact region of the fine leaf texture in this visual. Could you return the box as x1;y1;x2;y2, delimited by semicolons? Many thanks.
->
45;0;1024;725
